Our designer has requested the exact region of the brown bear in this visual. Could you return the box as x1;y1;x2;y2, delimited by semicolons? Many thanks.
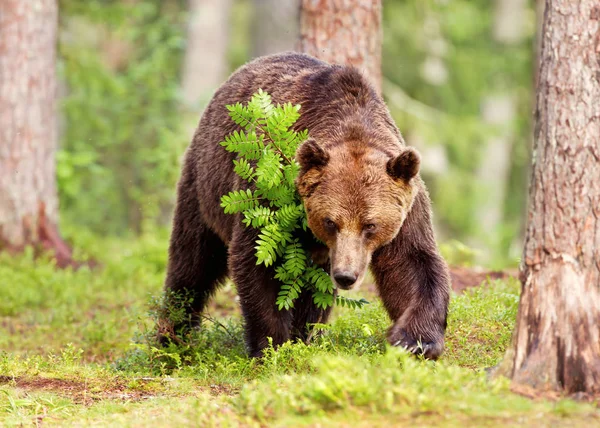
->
162;52;450;359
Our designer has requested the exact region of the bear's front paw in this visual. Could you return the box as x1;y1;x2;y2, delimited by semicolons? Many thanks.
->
387;324;444;360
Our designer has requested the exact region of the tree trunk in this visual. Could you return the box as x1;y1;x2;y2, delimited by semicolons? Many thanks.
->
180;0;232;111
251;0;299;58
0;0;72;267
299;0;382;93
507;0;600;394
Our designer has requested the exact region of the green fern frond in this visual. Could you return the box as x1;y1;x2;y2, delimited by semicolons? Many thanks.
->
283;162;301;187
265;103;301;144
255;149;283;189
306;267;335;294
254;223;292;266
259;186;296;208
226;103;255;131
221;131;265;161
242;206;274;228
276;276;304;310
247;89;274;122
336;295;370;309
233;158;255;181
220;130;245;152
313;290;335;310
281;239;307;277
220;189;261;214
276;204;304;229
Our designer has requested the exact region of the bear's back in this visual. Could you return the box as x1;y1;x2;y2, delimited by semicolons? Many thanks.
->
208;52;330;114
208;52;398;145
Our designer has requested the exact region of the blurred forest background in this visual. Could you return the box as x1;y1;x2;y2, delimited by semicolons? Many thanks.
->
56;0;537;267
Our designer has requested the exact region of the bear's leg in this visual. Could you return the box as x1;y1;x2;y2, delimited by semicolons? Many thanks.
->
290;289;334;343
229;227;293;357
161;168;229;338
370;191;450;360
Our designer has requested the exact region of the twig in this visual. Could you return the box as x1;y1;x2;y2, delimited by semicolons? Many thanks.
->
201;314;237;340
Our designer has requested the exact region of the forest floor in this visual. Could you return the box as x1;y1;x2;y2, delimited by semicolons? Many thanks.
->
1;230;598;427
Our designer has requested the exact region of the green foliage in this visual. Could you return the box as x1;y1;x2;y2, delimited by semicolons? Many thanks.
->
382;0;535;263
335;295;371;309
57;0;186;234
444;278;520;368
0;228;169;359
439;239;480;267
220;90;368;311
3;235;598;425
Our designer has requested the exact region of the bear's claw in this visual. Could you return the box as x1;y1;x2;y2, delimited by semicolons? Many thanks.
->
389;327;443;360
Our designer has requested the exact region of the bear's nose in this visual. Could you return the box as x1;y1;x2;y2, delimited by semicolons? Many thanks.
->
333;271;357;289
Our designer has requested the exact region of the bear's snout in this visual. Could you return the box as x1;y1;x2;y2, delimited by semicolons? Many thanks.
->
333;270;358;289
329;234;370;291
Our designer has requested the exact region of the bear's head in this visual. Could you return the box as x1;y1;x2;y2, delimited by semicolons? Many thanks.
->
296;138;420;290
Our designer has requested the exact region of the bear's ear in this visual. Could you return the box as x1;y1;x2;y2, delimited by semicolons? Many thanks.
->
297;138;329;174
387;148;421;182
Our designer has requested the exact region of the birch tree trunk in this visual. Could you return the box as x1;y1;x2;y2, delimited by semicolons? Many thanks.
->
299;0;382;93
251;0;299;58
0;0;72;267
180;0;232;111
507;0;600;394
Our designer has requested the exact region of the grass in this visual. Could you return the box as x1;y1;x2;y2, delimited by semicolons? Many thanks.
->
1;229;598;426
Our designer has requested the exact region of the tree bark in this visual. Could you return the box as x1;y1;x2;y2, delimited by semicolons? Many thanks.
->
180;0;232;111
507;0;600;394
0;0;72;267
251;0;299;58
299;0;382;93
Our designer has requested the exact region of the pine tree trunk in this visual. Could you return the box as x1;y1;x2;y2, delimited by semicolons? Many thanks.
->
0;0;72;267
299;0;382;93
508;0;600;394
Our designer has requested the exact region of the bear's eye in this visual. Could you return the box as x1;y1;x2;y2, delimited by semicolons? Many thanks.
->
324;218;337;231
364;223;377;233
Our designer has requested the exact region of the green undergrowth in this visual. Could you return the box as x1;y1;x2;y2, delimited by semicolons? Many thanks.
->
0;228;168;360
1;232;598;426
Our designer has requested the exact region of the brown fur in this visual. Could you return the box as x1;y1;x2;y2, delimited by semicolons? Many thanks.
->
161;52;450;359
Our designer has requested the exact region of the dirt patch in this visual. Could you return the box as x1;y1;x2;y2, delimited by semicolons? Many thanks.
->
208;383;239;396
360;266;516;297
0;375;154;405
449;266;516;294
0;376;82;392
